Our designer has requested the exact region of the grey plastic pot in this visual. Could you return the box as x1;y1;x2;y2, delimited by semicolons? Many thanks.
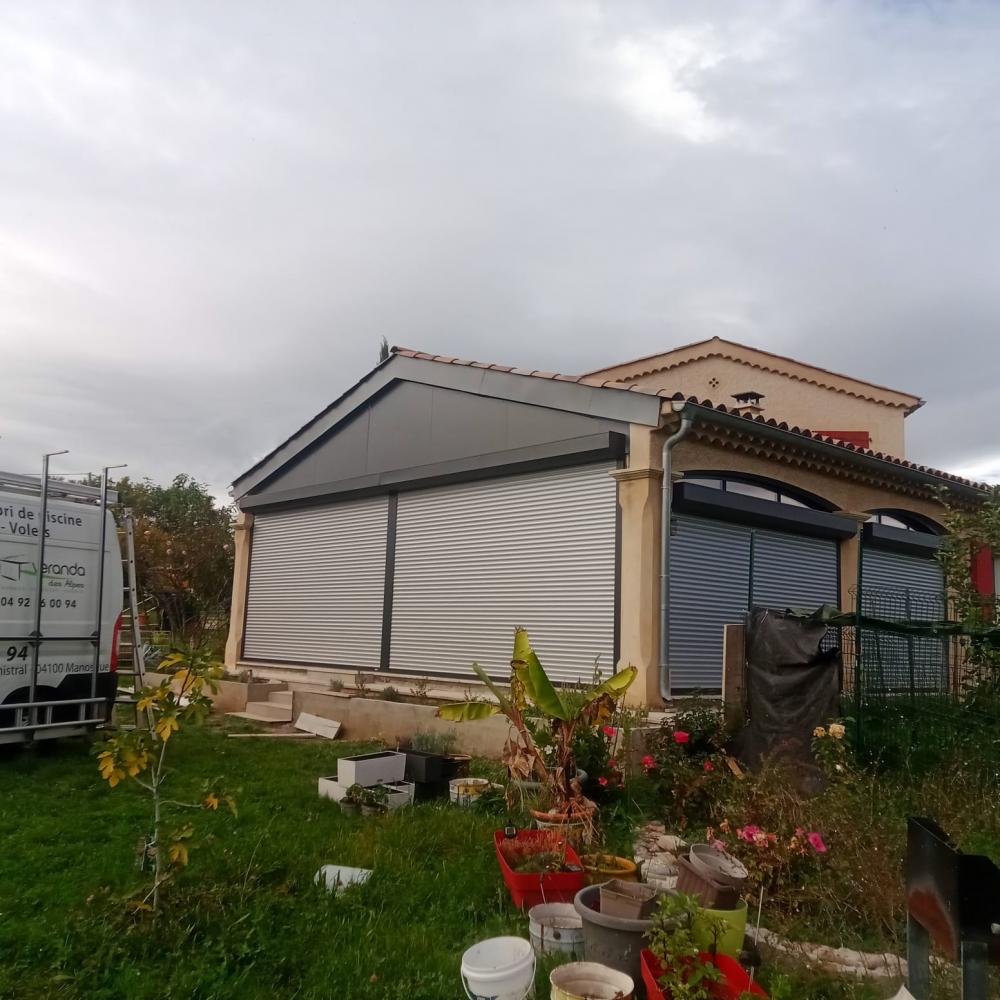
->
573;883;656;994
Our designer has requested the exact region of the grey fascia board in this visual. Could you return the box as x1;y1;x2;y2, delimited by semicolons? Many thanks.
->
676;402;986;501
232;356;660;499
240;432;626;511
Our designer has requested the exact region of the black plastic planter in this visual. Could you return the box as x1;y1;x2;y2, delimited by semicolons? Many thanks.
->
441;754;471;781
404;750;447;784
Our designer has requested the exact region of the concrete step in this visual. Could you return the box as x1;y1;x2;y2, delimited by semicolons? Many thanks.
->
238;700;292;723
268;690;293;708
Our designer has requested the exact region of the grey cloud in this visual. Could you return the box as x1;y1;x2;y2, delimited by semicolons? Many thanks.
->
2;0;999;491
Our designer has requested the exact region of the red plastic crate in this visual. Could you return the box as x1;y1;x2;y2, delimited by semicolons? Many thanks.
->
641;948;768;999
494;828;585;910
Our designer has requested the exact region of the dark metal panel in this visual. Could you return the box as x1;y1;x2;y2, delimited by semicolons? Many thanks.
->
248;381;628;505
668;515;752;692
379;494;398;672
674;482;858;539
863;521;941;558
242;432;627;511
232;353;660;499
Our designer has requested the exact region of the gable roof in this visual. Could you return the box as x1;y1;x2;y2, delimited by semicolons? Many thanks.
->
230;346;663;498
232;344;982;501
584;336;925;415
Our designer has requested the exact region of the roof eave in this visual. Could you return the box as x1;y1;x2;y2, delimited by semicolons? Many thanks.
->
670;400;986;500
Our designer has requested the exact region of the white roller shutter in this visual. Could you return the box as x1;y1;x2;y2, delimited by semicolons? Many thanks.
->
243;496;388;668
390;464;617;684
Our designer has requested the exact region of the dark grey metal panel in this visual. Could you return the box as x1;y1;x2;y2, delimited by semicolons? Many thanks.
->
248;381;628;503
232;353;661;499
241;433;626;510
668;515;751;692
751;530;839;611
674;482;857;539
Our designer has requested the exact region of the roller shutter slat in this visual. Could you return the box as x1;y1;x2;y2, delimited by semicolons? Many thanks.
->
243;496;387;668
390;464;617;684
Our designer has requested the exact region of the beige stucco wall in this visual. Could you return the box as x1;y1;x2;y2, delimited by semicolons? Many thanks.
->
224;511;253;670
621;356;908;456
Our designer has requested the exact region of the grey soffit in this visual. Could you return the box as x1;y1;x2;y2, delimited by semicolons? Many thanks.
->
231;354;662;499
240;432;627;511
673;481;858;540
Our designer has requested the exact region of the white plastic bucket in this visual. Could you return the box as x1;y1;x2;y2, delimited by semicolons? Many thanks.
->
450;777;490;806
549;961;634;1000
460;936;535;1000
528;902;584;956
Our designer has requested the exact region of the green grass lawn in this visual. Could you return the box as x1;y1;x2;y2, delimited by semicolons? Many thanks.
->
0;718;912;999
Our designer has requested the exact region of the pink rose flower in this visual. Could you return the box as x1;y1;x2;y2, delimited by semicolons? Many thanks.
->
703;760;713;772
737;825;760;843
602;725;617;738
598;776;608;786
673;731;690;744
807;831;827;853
641;754;656;770
712;839;726;851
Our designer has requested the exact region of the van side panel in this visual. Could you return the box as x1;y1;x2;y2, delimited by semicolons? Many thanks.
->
0;492;124;737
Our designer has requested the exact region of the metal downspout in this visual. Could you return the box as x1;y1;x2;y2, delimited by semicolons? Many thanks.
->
660;403;694;703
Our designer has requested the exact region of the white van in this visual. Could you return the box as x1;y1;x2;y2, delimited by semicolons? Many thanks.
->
0;474;124;743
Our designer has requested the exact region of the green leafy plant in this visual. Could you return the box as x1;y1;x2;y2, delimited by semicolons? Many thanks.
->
115;474;235;646
342;783;366;806
360;785;389;813
437;628;637;821
646;891;722;1000
379;685;402;702
327;677;345;692
96;643;235;913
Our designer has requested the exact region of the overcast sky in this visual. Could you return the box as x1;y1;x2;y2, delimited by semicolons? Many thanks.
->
2;1;999;499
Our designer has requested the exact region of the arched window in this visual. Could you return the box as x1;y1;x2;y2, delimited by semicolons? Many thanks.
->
866;509;944;534
680;471;835;512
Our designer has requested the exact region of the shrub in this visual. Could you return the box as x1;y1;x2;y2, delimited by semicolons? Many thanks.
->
379;686;402;702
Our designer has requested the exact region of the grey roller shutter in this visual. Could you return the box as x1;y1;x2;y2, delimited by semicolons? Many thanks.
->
668;515;751;692
861;544;946;691
751;530;839;611
243;496;388;668
390;464;617;684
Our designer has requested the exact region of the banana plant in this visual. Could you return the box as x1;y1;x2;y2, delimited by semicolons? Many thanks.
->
438;628;637;817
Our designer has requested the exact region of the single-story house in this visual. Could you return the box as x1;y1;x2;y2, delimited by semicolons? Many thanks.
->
225;337;990;706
